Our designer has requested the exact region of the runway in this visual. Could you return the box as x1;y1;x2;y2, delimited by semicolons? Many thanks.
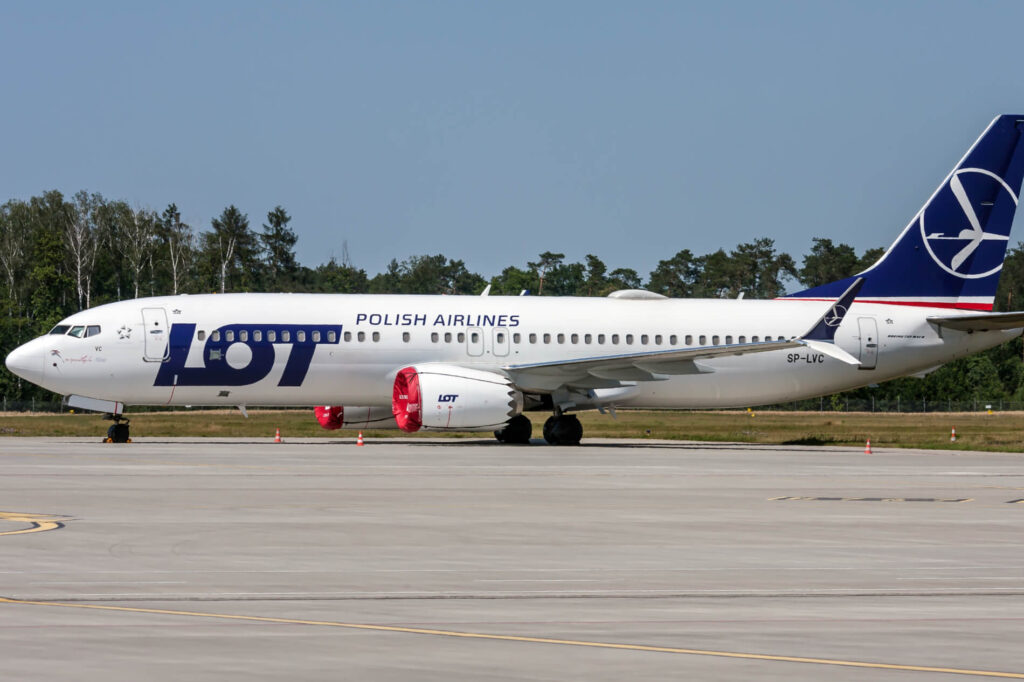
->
1;436;1023;680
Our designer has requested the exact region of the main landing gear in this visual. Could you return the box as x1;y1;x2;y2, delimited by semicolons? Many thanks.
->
493;412;583;446
494;414;532;444
103;414;131;443
542;414;582;446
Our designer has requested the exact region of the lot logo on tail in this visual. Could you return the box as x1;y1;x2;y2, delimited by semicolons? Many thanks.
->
920;168;1017;279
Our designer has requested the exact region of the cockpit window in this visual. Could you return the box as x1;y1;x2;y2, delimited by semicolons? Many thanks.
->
49;325;70;335
68;325;86;338
85;325;101;338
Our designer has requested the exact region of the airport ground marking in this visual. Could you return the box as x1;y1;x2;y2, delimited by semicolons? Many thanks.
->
769;496;973;503
0;511;68;536
2;597;1023;678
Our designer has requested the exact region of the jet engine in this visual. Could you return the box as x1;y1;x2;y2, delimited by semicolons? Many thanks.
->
392;364;523;432
314;405;399;430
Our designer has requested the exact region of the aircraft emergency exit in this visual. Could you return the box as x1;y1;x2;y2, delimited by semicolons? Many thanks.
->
8;115;1024;444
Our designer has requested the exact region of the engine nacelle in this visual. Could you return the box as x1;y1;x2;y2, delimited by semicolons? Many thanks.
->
314;405;400;430
392;364;523;432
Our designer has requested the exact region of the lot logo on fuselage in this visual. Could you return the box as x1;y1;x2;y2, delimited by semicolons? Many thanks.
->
154;323;341;387
919;168;1017;279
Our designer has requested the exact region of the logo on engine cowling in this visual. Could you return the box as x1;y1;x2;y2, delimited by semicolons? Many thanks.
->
437;394;459;403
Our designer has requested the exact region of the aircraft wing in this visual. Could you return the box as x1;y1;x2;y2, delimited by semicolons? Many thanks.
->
504;278;864;390
926;311;1024;332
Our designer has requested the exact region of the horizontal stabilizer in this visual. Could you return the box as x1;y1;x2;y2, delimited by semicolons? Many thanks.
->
927;311;1024;331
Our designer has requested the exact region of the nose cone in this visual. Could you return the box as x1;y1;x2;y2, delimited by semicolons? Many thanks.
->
5;342;44;386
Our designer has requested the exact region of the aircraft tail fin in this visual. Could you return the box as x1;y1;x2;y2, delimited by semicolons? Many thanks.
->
787;115;1024;311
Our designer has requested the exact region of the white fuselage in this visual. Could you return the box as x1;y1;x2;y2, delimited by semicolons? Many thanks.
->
12;293;1019;411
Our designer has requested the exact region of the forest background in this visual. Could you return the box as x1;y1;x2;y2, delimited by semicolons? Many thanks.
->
4;189;1024;408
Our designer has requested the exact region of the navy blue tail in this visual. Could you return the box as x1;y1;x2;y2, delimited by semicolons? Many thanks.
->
788;115;1024;310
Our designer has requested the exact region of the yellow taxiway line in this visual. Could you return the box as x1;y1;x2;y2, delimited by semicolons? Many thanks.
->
0;511;67;536
1;596;1022;678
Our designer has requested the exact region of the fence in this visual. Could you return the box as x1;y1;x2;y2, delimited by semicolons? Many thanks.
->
763;398;1023;413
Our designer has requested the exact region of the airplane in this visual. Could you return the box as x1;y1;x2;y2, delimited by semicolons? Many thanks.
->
7;114;1024;445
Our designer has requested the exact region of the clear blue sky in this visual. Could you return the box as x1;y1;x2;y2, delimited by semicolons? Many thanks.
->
2;1;1023;283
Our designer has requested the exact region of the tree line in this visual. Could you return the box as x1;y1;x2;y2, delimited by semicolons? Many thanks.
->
3;188;1024;406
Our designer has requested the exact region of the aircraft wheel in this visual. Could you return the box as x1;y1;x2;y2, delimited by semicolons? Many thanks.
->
543;415;582;445
106;423;130;443
494;415;532;444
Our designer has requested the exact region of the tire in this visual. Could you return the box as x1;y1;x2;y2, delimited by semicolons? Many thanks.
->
499;415;532;444
109;423;130;443
543;415;583;446
543;416;558;444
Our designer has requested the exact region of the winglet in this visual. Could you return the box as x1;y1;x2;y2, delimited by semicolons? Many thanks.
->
801;277;864;341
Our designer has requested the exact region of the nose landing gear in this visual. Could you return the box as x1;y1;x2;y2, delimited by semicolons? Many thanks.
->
103;414;131;443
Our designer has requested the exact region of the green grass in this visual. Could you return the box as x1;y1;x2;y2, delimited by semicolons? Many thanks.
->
1;409;1022;452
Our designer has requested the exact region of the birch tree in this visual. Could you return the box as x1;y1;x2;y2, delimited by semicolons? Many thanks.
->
65;191;103;310
158;204;194;295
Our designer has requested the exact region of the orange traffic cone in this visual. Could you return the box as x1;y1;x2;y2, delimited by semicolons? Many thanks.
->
950;427;957;442
356;431;365;446
274;428;282;443
864;438;872;455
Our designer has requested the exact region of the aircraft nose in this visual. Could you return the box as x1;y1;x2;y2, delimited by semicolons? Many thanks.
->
5;342;44;385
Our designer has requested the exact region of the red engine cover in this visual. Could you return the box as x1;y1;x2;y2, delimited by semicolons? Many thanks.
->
314;405;343;430
392;367;422;432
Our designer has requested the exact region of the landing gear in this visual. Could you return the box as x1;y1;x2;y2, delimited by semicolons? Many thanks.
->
494;414;532;444
103;414;131;443
543;414;582;446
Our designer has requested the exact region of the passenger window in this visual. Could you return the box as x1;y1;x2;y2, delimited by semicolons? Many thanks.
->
357;331;365;342
557;333;565;344
611;334;619;344
68;325;85;338
297;331;306;342
198;330;206;341
254;330;263;342
699;335;706;345
226;330;235;342
512;333;521;343
239;330;249;342
403;332;411;342
342;331;350;342
471;332;479;343
725;335;733;344
529;333;537;344
282;331;290;343
598;334;605;344
496;332;505;343
655;335;662;345
541;333;550;344
712;335;720;345
625;334;633;345
738;335;746;343
457;332;465;343
328;331;336;342
212;331;221;342
431;332;439;343
312;331;321;343
49;325;70;335
764;335;771;342
372;331;380;342
85;325;101;338
445;332;453;343
584;334;592;344
752;335;759;342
